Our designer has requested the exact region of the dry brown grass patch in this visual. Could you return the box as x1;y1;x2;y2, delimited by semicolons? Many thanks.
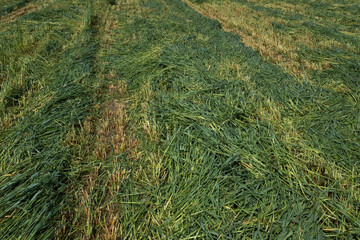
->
60;3;141;237
94;97;138;160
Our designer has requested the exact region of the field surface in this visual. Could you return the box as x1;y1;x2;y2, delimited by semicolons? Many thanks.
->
0;0;359;239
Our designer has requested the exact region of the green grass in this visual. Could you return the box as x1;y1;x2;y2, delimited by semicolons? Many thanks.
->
0;0;33;17
63;0;359;238
0;0;359;239
0;0;100;238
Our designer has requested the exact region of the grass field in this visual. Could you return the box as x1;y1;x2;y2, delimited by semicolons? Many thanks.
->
0;0;359;239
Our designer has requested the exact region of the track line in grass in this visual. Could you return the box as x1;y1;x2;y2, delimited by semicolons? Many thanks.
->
58;1;145;238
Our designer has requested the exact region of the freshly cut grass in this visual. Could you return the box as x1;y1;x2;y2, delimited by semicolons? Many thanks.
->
186;0;360;175
0;0;99;238
186;0;360;95
0;0;359;239
57;0;359;239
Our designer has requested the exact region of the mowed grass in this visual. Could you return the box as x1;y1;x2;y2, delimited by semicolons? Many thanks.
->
186;0;360;93
0;0;359;239
0;0;101;238
60;0;359;239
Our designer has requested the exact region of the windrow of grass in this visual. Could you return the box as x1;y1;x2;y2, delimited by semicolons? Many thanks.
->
0;0;100;238
55;0;359;238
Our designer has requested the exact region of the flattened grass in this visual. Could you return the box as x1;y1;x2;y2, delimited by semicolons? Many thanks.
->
58;0;358;238
0;0;358;239
0;0;100;238
186;0;360;94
